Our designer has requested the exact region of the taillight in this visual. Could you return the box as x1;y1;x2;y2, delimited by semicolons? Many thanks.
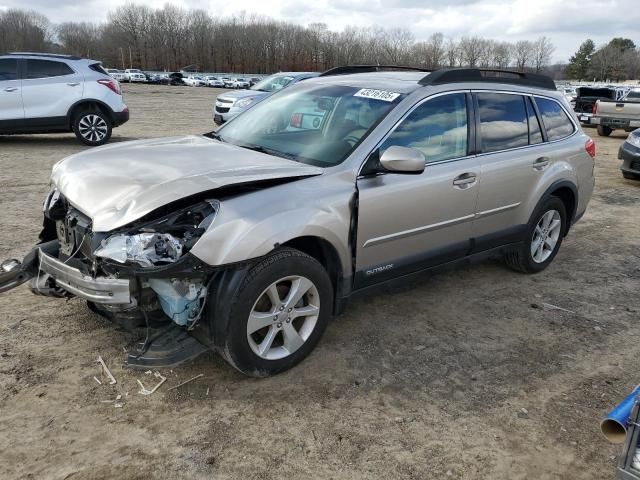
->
593;101;598;115
585;138;596;158
97;79;121;95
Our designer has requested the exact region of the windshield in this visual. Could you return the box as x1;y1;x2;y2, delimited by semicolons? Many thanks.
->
251;74;295;92
625;90;640;100
216;84;403;167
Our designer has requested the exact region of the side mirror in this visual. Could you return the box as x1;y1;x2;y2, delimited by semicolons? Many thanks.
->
379;146;425;174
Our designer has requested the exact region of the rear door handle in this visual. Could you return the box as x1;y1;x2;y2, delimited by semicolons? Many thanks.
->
3;87;18;92
453;172;477;189
533;157;550;170
67;82;80;87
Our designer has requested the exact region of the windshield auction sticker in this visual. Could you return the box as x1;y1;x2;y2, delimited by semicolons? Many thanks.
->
354;88;401;102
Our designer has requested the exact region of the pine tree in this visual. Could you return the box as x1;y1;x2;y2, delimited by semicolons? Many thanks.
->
565;39;595;80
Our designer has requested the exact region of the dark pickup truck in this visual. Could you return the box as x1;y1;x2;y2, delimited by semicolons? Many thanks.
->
574;87;619;126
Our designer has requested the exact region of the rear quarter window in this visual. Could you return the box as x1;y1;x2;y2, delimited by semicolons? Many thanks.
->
534;97;575;141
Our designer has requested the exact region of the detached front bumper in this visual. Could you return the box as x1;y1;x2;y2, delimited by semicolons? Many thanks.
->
0;242;131;304
38;249;131;304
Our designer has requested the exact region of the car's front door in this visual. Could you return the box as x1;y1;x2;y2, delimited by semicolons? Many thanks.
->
21;59;83;124
355;92;481;288
0;58;24;124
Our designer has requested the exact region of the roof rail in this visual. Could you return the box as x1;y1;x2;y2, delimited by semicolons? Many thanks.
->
2;52;83;61
319;65;431;77
419;68;556;90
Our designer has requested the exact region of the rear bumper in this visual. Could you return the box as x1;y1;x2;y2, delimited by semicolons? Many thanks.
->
113;109;129;127
592;116;640;129
618;142;640;174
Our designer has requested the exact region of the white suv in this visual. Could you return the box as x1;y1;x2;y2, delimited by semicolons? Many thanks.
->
0;53;129;146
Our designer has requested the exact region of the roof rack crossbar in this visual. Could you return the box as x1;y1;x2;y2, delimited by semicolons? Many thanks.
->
1;52;83;60
419;68;556;90
320;65;431;77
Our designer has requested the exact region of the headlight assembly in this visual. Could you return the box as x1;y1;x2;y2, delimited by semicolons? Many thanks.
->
94;233;183;267
235;97;255;109
94;200;220;267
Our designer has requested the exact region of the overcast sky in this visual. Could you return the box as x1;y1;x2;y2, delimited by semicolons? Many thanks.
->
1;0;638;62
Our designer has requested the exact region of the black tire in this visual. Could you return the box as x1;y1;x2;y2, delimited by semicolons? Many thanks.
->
218;248;333;377
622;171;640;180
597;125;612;137
73;109;112;146
505;196;567;274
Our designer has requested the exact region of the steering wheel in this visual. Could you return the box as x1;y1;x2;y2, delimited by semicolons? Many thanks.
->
342;129;367;147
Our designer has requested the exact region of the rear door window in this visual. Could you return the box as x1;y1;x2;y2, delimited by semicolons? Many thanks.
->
25;59;74;79
534;97;576;141
0;58;19;81
477;93;528;153
379;93;468;164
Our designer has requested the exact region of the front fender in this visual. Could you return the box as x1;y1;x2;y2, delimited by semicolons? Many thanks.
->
189;174;355;275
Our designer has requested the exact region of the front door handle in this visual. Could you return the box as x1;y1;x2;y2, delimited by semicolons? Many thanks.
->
67;82;80;87
453;172;477;189
3;87;18;92
533;157;550;170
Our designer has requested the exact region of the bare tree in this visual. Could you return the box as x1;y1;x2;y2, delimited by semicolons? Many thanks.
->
2;7;568;75
532;36;555;73
513;40;533;72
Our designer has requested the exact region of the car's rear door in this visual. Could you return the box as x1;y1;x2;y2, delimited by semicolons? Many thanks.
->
355;91;481;288
470;92;548;251
21;58;83;124
0;58;24;125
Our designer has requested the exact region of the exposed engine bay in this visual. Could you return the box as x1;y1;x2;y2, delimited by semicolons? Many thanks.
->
36;189;221;330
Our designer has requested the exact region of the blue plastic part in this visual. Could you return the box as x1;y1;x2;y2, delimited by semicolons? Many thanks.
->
148;278;203;326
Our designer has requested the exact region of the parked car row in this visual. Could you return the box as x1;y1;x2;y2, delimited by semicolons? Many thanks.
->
105;68;261;89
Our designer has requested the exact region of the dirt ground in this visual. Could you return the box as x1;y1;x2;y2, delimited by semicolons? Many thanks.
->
0;84;638;480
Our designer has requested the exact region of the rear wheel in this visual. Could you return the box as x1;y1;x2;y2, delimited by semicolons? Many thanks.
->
597;125;612;137
73;110;112;146
622;171;640;180
219;248;333;377
505;196;567;274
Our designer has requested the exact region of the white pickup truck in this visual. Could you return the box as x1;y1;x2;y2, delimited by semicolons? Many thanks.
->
592;89;640;136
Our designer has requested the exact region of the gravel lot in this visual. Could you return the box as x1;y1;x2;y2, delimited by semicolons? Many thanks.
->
0;83;639;480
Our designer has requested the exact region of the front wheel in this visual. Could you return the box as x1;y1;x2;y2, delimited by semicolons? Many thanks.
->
73;110;112;146
505;196;567;274
219;248;333;377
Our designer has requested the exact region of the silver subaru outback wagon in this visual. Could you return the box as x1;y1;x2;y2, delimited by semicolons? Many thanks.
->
0;66;595;376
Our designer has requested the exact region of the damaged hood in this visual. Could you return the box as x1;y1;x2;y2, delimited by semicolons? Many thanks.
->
51;135;323;232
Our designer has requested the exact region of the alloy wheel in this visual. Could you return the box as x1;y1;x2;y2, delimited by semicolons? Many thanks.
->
247;275;320;360
531;209;562;263
78;114;108;143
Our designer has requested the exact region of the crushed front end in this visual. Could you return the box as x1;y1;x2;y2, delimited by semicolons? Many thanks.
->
0;189;223;367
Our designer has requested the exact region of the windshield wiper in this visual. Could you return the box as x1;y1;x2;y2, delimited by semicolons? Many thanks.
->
238;143;299;161
205;131;225;142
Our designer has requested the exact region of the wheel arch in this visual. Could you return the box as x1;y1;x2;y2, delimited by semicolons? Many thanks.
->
281;236;345;309
67;100;115;128
541;180;578;235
